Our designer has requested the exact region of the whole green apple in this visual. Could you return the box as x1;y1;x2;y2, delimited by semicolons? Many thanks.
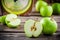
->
52;3;60;15
24;19;42;37
40;6;53;17
40;17;57;35
35;1;48;12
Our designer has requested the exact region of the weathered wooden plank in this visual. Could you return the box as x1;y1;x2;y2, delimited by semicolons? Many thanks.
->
0;33;60;40
18;16;60;23
0;33;60;37
0;22;60;33
0;16;60;33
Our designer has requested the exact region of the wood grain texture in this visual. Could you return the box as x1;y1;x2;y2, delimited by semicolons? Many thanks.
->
0;16;60;33
0;33;60;40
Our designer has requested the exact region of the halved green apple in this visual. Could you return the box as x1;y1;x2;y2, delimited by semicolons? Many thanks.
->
5;14;21;28
24;19;42;37
2;0;32;15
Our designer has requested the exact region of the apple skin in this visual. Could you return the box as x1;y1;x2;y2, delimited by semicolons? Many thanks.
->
0;15;6;24
40;17;57;35
52;3;60;15
24;19;42;37
35;1;48;12
5;19;21;28
40;6;53;17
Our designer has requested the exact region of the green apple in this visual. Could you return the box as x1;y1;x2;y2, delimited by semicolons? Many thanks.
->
40;17;57;35
38;0;43;1
2;0;32;15
40;6;53;17
35;1;48;12
5;14;21;28
24;19;42;37
52;3;60;14
0;15;6;24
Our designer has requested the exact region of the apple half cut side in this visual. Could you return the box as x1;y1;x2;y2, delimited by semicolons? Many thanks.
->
5;14;21;28
24;19;42;37
2;0;32;15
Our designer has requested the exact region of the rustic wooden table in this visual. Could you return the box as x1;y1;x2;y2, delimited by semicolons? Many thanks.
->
0;0;60;40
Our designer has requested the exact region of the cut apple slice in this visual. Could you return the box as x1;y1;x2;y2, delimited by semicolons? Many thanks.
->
33;22;42;37
24;19;42;37
5;14;21;28
2;0;32;15
24;19;35;37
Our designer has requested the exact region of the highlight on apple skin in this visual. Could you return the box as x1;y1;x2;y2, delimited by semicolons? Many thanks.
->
35;1;48;12
40;6;53;17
